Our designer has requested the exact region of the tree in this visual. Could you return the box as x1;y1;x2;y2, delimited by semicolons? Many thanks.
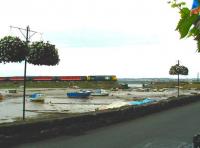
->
169;61;189;97
0;26;60;120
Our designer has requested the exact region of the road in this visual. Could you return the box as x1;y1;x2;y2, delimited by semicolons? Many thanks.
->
16;101;200;148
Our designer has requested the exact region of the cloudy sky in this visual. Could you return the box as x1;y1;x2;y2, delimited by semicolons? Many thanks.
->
0;0;198;78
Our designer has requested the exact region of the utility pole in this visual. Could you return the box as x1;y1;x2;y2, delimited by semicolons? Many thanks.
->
10;26;40;120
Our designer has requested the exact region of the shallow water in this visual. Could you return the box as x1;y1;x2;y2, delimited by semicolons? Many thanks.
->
0;97;38;123
0;88;198;124
0;95;125;123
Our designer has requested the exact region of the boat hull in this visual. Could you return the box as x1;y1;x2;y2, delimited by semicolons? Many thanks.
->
67;92;91;98
91;93;109;96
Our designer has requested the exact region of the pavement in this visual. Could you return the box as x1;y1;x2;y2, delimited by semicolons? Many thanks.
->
16;98;200;148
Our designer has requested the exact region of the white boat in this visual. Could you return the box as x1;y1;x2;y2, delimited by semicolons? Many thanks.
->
29;93;45;102
91;89;109;96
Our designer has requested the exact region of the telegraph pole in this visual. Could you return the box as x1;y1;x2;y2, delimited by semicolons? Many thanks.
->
10;25;40;120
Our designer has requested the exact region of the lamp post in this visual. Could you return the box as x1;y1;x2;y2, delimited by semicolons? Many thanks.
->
10;25;39;120
169;60;188;98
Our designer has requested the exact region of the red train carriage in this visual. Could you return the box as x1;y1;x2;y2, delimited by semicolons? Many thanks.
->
32;76;54;81
58;76;87;81
0;77;8;81
9;76;24;81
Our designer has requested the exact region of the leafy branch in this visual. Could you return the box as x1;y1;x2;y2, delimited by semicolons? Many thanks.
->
168;0;200;51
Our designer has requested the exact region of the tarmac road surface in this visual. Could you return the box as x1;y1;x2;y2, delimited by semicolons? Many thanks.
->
16;101;200;148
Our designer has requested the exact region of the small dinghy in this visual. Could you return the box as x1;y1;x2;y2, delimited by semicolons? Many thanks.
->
30;93;45;102
91;89;109;96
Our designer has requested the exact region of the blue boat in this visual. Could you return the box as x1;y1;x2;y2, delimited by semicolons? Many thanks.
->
30;93;45;102
67;91;91;98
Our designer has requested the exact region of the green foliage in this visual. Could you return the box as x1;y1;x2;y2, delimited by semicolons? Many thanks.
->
27;41;60;66
176;8;198;38
187;26;200;38
197;40;200;52
0;36;27;63
169;0;200;51
169;64;188;75
169;0;186;9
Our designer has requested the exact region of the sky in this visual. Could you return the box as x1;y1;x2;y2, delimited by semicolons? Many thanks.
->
0;0;198;78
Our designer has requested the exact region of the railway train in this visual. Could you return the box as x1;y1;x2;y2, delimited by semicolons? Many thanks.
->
0;75;117;81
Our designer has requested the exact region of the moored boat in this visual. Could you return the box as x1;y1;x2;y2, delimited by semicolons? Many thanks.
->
91;89;109;96
29;93;45;102
67;91;91;98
